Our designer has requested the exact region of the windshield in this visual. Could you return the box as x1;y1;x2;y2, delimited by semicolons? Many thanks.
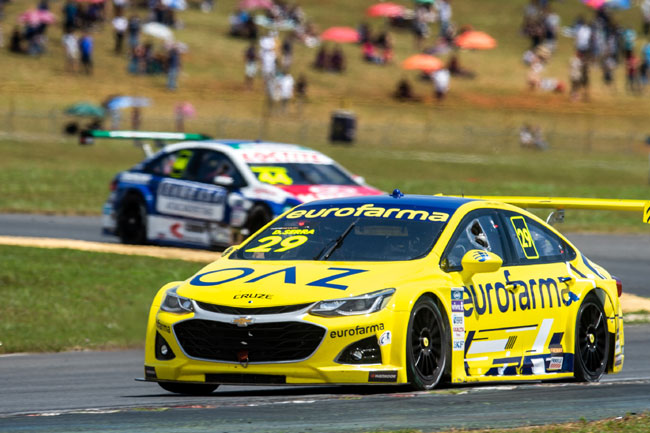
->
247;163;357;186
231;203;450;261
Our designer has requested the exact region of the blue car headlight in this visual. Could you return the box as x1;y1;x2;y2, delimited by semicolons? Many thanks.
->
160;286;194;314
309;288;395;317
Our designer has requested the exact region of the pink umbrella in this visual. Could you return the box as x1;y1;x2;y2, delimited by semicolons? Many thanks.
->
175;102;196;117
19;9;56;25
366;2;405;18
401;54;444;72
455;30;497;50
321;27;359;43
238;0;273;10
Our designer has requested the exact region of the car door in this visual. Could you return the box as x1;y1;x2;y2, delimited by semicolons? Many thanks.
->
442;209;531;377
495;209;579;377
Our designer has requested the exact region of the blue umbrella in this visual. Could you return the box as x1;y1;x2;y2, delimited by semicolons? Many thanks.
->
106;96;151;110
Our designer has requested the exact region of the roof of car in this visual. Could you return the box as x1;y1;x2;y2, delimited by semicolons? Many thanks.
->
298;193;476;211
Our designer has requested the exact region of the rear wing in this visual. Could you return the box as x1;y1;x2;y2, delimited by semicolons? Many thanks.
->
440;195;650;225
80;129;212;156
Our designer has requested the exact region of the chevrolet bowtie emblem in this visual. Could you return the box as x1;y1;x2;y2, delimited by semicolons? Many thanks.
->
233;316;254;327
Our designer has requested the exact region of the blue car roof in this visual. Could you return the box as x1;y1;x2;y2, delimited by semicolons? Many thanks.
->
300;194;475;212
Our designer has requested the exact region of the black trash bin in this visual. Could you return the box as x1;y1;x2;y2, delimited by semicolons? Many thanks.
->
329;110;356;144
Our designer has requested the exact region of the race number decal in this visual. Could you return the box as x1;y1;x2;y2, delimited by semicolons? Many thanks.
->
250;166;293;185
245;235;308;253
170;149;193;178
510;216;539;259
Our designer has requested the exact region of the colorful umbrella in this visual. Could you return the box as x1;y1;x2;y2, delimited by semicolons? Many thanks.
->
454;31;497;50
64;102;106;117
175;102;196;117
19;9;56;25
142;22;174;41
106;96;151;110
238;0;273;10
582;0;630;9
401;54;443;72
320;27;359;43
366;2;405;18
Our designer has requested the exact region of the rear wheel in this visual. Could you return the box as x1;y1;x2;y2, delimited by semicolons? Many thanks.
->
406;296;448;390
117;194;147;244
574;294;609;382
158;382;219;395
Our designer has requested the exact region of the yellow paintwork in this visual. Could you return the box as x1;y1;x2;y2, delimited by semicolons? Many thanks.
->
144;199;625;387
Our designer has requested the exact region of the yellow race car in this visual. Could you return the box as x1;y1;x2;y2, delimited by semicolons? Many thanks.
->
143;191;642;394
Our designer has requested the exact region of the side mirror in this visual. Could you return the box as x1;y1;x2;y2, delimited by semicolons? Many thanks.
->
459;249;502;281
213;175;234;187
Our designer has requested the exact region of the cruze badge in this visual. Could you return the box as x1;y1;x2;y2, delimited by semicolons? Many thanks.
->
233;316;254;327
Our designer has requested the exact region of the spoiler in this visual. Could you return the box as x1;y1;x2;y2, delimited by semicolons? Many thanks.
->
80;129;212;156
439;195;650;225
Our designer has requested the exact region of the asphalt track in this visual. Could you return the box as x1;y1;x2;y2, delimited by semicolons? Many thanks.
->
1;214;650;432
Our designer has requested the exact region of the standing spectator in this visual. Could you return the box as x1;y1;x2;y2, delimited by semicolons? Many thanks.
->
62;0;78;33
625;52;640;94
330;45;345;72
279;71;294;112
413;6;429;50
569;52;583;100
622;28;636;59
167;43;181;90
62;31;78;72
127;15;141;51
281;35;293;70
79;32;93;74
113;0;127;17
436;0;452;38
201;0;214;13
314;45;327;69
112;14;127;54
9;26;23;54
431;68;450;100
358;22;371;45
574;17;591;57
259;33;277;80
642;0;650;36
244;42;257;88
640;40;650;86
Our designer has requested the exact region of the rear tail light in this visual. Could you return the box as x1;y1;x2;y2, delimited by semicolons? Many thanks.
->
110;178;118;192
613;276;623;297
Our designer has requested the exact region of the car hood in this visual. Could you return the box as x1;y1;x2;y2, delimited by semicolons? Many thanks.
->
176;259;427;308
275;185;383;203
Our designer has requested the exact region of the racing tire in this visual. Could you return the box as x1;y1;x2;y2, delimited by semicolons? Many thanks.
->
574;294;609;382
117;194;147;245
406;296;448;390
244;204;272;238
158;382;219;395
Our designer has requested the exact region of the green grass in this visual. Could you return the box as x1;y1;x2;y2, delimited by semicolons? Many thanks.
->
368;412;650;433
0;245;202;353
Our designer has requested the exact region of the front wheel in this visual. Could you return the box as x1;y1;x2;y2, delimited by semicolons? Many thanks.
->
406;296;448;390
158;382;219;395
574;294;609;382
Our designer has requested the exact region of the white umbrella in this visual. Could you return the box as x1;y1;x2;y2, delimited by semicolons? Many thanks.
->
142;22;174;41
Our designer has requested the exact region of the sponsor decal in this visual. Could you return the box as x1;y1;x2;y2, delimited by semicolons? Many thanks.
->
379;331;392;346
463;270;579;317
190;266;368;291
549;344;563;354
278;185;381;203
232;317;255;327
472;251;489;262
285;204;449;222
615;353;623;366
330;324;384;339
120;172;152;184
452;313;464;325
156;320;171;333
241;150;332;164
451;288;463;300
250;166;294;185
451;300;464;313
233;293;273;300
547;356;563;371
368;371;398;383
453;340;465;351
156;179;226;221
453;326;465;339
272;228;315;235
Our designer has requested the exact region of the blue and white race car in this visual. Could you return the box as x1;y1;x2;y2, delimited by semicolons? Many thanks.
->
100;133;382;249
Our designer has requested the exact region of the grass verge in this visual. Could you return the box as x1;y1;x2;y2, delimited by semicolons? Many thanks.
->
0;245;202;353
366;412;650;433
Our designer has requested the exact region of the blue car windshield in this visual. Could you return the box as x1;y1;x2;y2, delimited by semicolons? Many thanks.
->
231;203;450;261
247;163;357;186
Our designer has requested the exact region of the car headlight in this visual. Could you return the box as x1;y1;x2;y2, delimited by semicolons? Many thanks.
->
309;288;395;317
160;286;194;314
